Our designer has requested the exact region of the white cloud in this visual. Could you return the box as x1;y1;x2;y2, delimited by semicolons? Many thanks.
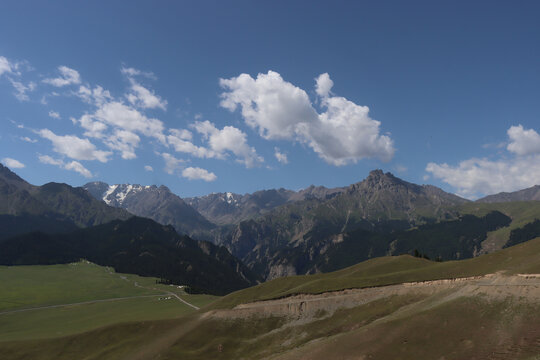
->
181;167;217;182
315;72;333;97
94;101;166;143
193;120;263;167
72;80;166;160
77;85;113;106
9;79;36;101
121;66;166;110
144;165;153;172
38;129;111;162
102;129;140;160
71;115;139;159
220;71;394;165
43;66;81;87
426;156;540;199
0;56;12;76
48;111;61;119
73;114;108;138
21;136;37;143
64;161;93;178
167;128;215;159
426;125;540;198
507;125;540;156
38;154;63;166
120;66;155;79
482;141;506;150
161;152;184;174
303;82;394;165
220;71;317;140
9;120;24;129
274;147;288;164
126;79;167;110
39;155;92;178
1;157;25;169
167;122;263;168
170;128;193;141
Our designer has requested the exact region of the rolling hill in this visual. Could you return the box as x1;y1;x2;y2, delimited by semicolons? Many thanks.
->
477;184;540;203
2;235;540;360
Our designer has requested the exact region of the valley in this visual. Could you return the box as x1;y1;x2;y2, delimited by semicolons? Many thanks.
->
0;261;215;341
1;163;540;359
1;236;540;359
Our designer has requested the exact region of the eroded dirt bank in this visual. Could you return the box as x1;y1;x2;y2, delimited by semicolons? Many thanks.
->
205;273;540;320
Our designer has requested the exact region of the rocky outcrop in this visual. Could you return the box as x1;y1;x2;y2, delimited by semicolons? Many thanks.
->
222;170;470;280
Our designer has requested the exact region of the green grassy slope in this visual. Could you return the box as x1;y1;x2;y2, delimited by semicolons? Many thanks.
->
210;235;540;309
4;294;539;360
1;237;540;360
0;261;217;341
0;261;157;311
459;201;540;251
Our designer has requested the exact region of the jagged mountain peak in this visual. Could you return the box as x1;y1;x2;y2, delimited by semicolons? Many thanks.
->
0;164;33;190
346;169;417;195
82;181;216;239
364;169;410;187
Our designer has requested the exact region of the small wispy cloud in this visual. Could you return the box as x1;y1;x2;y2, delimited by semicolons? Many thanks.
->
274;147;288;164
21;136;37;143
1;157;25;169
48;111;61;119
182;167;217;182
9;79;36;101
43;66;81;87
39;154;93;178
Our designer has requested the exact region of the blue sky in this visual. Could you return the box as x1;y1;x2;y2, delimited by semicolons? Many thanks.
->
0;1;539;199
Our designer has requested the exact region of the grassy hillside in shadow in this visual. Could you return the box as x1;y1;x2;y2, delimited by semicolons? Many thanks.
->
210;235;540;309
1;236;539;360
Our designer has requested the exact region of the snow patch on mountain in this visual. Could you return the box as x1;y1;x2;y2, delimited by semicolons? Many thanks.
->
103;184;119;205
102;184;147;206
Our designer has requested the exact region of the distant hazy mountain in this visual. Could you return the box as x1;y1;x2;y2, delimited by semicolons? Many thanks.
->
477;185;540;203
185;185;347;225
0;216;258;295
0;164;130;238
221;170;470;279
83;182;216;240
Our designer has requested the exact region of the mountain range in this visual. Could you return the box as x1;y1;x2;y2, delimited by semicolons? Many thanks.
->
477;184;540;203
0;216;256;295
218;170;474;278
83;182;216;240
184;185;347;225
0;164;258;293
0;164;130;239
2;163;540;291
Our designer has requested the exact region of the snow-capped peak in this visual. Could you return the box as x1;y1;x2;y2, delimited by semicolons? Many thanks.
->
102;184;119;205
102;184;146;206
